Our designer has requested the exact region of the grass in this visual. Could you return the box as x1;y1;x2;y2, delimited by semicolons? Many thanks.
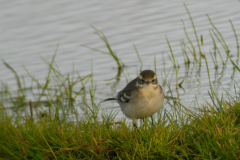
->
1;89;240;159
1;5;240;160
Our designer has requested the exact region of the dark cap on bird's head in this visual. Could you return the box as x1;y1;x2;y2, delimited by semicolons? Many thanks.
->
139;70;156;80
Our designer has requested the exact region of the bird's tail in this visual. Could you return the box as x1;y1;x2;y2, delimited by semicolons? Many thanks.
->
101;98;117;103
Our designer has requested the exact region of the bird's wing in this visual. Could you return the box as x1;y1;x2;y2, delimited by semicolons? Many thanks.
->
159;84;165;98
117;78;138;103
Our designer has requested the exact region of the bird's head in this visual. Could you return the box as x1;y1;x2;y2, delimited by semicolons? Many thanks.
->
137;70;158;87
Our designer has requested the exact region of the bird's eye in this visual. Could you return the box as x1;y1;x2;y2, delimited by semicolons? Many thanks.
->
140;79;144;84
152;79;155;83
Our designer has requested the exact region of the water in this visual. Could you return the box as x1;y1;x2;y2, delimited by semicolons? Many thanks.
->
0;0;240;121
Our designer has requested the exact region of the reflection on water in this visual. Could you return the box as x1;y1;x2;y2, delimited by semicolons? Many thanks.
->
0;0;240;121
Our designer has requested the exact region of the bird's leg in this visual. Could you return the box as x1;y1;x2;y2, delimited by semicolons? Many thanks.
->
142;118;144;123
133;123;138;128
133;119;147;142
133;119;139;130
133;119;143;135
151;115;154;125
133;118;137;127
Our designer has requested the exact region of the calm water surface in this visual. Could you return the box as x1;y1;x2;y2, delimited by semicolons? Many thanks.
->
0;0;240;121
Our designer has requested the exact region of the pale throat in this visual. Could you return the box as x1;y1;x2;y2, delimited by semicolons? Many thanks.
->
139;83;159;99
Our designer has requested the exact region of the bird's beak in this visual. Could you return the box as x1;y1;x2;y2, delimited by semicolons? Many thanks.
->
146;81;150;85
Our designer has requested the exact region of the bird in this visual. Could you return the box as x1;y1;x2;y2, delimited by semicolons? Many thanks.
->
102;70;164;126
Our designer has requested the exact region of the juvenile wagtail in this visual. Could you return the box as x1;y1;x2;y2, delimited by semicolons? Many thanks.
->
102;70;165;126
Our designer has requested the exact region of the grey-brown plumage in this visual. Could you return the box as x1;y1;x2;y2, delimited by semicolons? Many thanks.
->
102;70;164;125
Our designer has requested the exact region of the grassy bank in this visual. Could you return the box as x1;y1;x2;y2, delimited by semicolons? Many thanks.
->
1;6;240;159
0;100;240;159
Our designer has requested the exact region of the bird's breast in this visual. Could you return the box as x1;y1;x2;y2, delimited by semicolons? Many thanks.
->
138;84;160;100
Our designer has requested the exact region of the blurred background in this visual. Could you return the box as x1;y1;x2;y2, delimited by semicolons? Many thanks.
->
0;0;240;120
